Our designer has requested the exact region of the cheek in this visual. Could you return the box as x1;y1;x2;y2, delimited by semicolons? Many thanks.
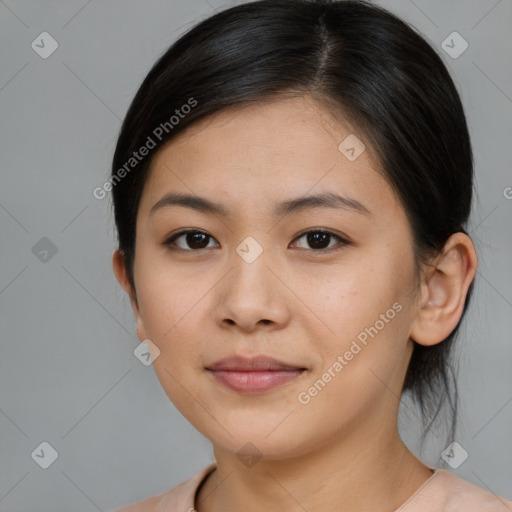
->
133;261;217;375
295;305;410;437
134;274;205;407
307;264;385;334
134;257;206;337
307;263;410;376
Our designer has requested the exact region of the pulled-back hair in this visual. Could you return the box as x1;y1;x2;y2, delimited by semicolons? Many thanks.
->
111;0;475;451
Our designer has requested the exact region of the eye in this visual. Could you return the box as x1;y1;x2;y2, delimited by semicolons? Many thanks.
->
163;229;219;251
291;229;349;253
162;228;349;253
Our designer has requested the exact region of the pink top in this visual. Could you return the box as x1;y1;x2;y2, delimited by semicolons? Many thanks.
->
114;464;512;511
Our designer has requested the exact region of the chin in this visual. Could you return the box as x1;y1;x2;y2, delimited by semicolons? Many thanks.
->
204;418;316;461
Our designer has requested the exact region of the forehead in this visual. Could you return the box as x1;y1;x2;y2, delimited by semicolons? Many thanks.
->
140;95;399;222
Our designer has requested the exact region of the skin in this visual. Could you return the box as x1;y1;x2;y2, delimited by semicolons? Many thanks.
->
113;94;478;512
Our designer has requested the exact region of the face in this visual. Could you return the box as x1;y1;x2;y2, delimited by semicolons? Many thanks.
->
118;95;423;460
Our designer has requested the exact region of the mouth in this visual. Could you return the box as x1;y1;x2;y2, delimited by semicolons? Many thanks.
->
205;355;307;394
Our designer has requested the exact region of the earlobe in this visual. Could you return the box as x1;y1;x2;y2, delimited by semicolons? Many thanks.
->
410;233;478;347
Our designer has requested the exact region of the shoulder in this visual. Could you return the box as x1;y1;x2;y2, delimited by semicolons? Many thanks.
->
112;463;216;512
401;468;512;512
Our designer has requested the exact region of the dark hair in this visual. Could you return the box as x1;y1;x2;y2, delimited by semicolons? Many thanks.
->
111;0;475;451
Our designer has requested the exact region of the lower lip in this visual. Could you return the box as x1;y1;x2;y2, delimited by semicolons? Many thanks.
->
207;369;305;394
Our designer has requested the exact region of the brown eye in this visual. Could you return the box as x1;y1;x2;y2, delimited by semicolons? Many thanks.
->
292;230;348;252
163;228;349;253
163;230;218;251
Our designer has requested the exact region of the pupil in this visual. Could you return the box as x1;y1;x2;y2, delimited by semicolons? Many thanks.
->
308;232;329;249
188;233;208;249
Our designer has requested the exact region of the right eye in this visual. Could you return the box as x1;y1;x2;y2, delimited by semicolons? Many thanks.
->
162;229;219;251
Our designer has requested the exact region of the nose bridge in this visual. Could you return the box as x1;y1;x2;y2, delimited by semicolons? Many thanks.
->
230;234;275;297
235;234;267;266
214;234;289;330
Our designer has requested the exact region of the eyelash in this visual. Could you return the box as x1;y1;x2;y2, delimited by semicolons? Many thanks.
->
162;228;350;254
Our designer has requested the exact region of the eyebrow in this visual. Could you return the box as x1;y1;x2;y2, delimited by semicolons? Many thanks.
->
149;191;371;218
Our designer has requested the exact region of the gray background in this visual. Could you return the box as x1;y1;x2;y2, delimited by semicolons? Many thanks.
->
0;0;511;510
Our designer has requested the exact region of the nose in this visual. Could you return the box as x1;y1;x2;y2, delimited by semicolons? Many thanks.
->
214;245;291;333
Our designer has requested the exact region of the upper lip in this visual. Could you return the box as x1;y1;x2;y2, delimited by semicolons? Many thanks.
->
206;355;306;372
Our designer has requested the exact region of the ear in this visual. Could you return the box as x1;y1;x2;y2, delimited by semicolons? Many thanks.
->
112;249;147;341
410;232;478;347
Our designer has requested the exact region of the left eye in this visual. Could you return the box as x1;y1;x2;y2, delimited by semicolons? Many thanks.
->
163;229;348;252
292;230;347;252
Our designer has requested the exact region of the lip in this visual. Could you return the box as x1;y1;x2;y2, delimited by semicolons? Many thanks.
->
206;356;307;394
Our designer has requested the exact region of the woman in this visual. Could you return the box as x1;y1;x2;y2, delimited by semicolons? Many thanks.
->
110;0;512;510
